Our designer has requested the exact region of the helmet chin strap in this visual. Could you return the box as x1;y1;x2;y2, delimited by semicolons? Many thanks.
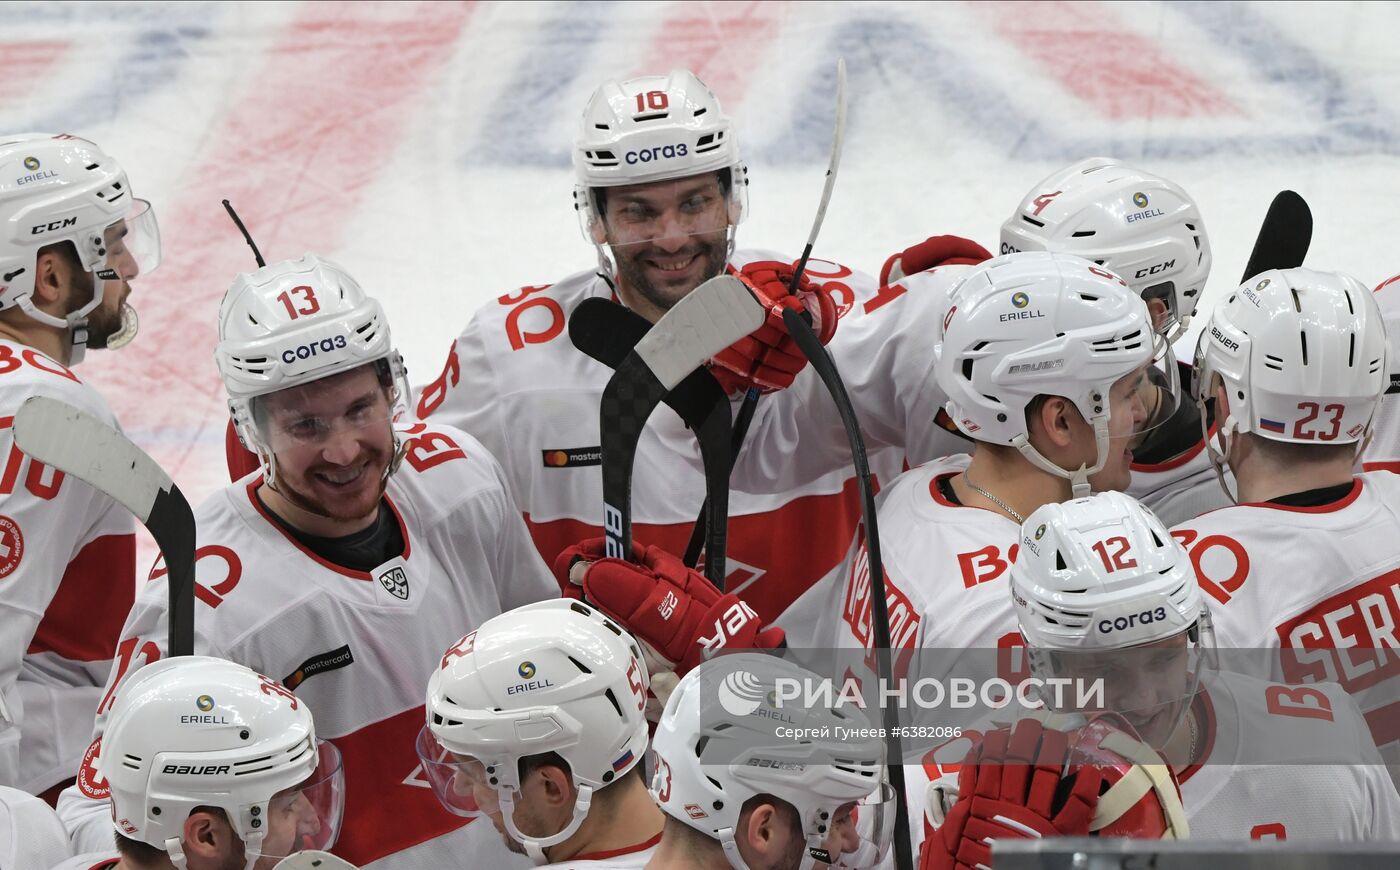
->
501;783;595;866
718;829;750;870
1200;398;1240;504
1011;411;1112;500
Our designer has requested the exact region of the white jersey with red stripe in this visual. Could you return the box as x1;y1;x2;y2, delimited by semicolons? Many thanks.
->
913;667;1399;852
1126;427;1232;527
538;833;659;870
0;340;135;795
1362;272;1400;474
1178;668;1400;839
414;252;956;625
54;422;556;869
1170;473;1400;779
834;456;1023;660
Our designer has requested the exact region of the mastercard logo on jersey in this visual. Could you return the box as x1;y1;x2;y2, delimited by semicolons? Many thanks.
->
542;446;602;468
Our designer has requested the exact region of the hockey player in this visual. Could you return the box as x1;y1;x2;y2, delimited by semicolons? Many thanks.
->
1005;491;1400;839
1171;268;1400;778
56;255;557;867
419;599;661;869
0;133;160;799
52;655;345;870
887;157;1218;526
646;653;893;870
415;68;908;625
836;251;1159;661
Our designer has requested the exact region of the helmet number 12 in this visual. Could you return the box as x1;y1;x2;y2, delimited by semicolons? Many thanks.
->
1091;536;1138;573
277;285;321;320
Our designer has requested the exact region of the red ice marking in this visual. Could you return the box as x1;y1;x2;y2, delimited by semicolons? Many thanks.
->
973;0;1238;120
0;40;70;106
632;1;787;104
85;2;475;491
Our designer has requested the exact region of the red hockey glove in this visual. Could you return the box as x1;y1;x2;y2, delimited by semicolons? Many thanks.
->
226;418;261;482
880;235;992;286
922;719;1104;870
552;539;785;717
709;260;838;395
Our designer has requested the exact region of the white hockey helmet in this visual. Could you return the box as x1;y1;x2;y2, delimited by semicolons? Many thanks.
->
1011;492;1212;746
214;254;409;474
572;70;747;261
650;653;893;870
1195;268;1388;498
0;133;160;360
1001;157;1210;342
97;656;345;870
418;599;651;863
935;251;1162;496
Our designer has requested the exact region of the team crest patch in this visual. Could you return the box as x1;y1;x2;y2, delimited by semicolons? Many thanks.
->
378;566;410;600
0;515;23;579
78;736;110;800
542;447;602;468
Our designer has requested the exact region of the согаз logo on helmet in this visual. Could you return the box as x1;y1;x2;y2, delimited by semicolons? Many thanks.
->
717;669;765;716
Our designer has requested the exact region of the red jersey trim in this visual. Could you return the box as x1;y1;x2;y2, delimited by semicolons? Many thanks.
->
1236;477;1363;514
1131;424;1215;474
570;831;663;862
1362;461;1400;474
1175;685;1217;785
243;477;411;580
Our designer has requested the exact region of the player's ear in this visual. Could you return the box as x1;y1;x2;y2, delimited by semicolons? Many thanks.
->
182;808;231;859
1035;395;1078;450
530;763;575;808
1146;297;1170;331
740;801;781;856
32;245;70;307
1211;375;1231;420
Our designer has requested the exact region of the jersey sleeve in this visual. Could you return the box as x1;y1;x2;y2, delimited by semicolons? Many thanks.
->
54;559;226;852
483;449;559;608
727;267;969;494
0;366;136;793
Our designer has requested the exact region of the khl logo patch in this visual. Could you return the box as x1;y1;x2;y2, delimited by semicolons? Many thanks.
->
379;566;410;600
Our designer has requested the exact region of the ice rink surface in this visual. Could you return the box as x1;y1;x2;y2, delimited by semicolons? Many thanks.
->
4;0;1400;559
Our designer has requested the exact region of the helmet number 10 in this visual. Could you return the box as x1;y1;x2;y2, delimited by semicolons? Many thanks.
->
634;90;669;113
277;285;322;320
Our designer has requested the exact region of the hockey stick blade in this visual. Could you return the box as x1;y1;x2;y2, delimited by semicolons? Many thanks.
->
272;852;359;870
13;396;195;657
782;307;913;870
600;276;763;562
1240;190;1311;282
570;298;733;587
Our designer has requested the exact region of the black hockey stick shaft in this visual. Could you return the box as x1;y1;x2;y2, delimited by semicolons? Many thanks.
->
570;298;733;587
781;307;912;870
1240;190;1311;282
598;277;764;563
687;57;848;564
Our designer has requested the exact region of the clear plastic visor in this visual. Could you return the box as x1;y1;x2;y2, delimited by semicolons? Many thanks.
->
807;782;897;869
1030;621;1212;749
96;198;160;280
579;175;741;251
253;370;396;453
252;740;346;859
1127;330;1181;442
415;725;485;818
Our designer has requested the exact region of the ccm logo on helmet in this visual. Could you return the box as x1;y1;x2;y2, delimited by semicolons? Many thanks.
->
625;143;689;165
162;764;231;776
30;216;77;235
282;335;348;364
1097;606;1168;634
1135;259;1176;279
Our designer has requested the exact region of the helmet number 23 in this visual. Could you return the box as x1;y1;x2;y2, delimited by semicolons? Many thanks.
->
277;285;321;320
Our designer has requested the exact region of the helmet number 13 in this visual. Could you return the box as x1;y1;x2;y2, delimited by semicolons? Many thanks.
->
277;285;321;320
